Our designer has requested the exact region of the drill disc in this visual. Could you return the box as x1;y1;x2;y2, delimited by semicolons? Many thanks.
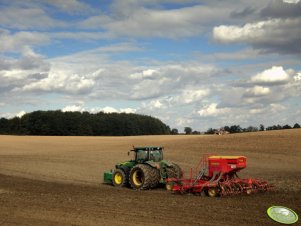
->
267;206;298;224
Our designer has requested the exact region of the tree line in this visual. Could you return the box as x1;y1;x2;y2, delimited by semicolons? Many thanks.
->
204;123;300;134
0;110;171;136
169;123;301;135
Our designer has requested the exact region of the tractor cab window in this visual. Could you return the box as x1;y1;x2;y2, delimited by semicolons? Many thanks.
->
149;150;163;162
136;150;148;161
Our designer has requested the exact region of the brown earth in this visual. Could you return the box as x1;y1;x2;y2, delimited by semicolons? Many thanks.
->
0;129;301;225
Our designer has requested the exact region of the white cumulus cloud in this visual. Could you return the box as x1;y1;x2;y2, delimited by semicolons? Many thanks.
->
213;20;276;43
198;103;230;117
283;0;300;4
62;105;84;112
120;108;137;114
294;72;301;81
251;66;290;85
23;70;95;94
213;18;301;54
181;89;209;104
62;105;136;114
244;86;271;97
130;69;158;79
270;103;286;113
0;30;50;53
102;107;119;113
16;110;26;118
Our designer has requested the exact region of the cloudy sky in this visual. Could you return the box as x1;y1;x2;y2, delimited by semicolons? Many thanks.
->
1;0;301;131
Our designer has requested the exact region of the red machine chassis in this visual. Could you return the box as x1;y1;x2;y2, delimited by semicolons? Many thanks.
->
167;154;273;197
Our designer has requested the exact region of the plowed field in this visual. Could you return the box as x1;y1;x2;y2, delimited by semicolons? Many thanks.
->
1;129;301;225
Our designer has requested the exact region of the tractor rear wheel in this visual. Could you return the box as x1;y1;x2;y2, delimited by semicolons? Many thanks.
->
166;163;182;179
129;164;160;190
112;169;127;187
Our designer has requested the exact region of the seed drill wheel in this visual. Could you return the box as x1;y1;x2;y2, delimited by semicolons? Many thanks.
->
129;164;160;190
112;169;127;187
165;182;175;191
207;187;218;197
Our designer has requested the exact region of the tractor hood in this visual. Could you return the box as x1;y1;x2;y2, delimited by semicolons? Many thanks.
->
116;160;135;169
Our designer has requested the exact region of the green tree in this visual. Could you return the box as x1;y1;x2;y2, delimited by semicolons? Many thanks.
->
246;126;258;132
184;127;192;135
224;126;230;132
229;125;242;133
0;118;9;134
282;124;292;129
171;128;178;135
293;123;300;128
205;128;215;134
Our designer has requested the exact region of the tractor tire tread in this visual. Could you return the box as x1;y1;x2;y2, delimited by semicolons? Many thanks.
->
166;163;182;179
130;164;160;190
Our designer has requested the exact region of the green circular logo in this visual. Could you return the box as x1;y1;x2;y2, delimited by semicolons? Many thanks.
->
267;206;298;224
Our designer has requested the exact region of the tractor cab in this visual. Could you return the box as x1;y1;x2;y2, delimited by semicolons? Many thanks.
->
131;146;163;163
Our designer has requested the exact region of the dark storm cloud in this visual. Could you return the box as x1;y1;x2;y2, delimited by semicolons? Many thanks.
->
230;7;256;18
260;1;301;19
254;38;301;55
0;55;50;71
17;56;50;71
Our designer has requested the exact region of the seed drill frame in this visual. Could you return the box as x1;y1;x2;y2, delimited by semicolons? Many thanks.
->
167;154;273;197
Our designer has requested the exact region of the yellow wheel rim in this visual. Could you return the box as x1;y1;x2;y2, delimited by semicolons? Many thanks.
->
208;188;217;197
114;172;122;185
246;188;252;195
132;170;142;186
166;182;174;191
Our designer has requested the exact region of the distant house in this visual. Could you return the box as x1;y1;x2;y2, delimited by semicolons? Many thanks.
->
214;129;230;135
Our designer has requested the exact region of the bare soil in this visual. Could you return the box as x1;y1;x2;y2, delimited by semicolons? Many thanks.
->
0;129;301;225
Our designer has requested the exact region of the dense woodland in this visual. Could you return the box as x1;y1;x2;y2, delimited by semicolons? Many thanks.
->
0;111;171;136
1;110;299;136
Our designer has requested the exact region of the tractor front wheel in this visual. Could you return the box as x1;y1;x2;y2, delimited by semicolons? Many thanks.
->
112;169;127;187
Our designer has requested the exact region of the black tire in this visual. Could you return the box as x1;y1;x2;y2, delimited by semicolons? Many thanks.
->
149;165;160;188
166;163;182;179
129;164;160;190
112;169;127;187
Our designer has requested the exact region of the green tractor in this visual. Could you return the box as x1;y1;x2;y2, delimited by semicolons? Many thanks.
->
103;146;182;190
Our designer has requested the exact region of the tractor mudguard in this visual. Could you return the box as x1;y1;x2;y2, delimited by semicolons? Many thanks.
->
116;165;130;175
159;160;171;179
144;160;172;180
145;161;160;168
160;160;172;167
144;160;172;168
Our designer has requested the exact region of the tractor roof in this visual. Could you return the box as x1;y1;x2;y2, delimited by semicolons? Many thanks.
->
131;146;163;152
